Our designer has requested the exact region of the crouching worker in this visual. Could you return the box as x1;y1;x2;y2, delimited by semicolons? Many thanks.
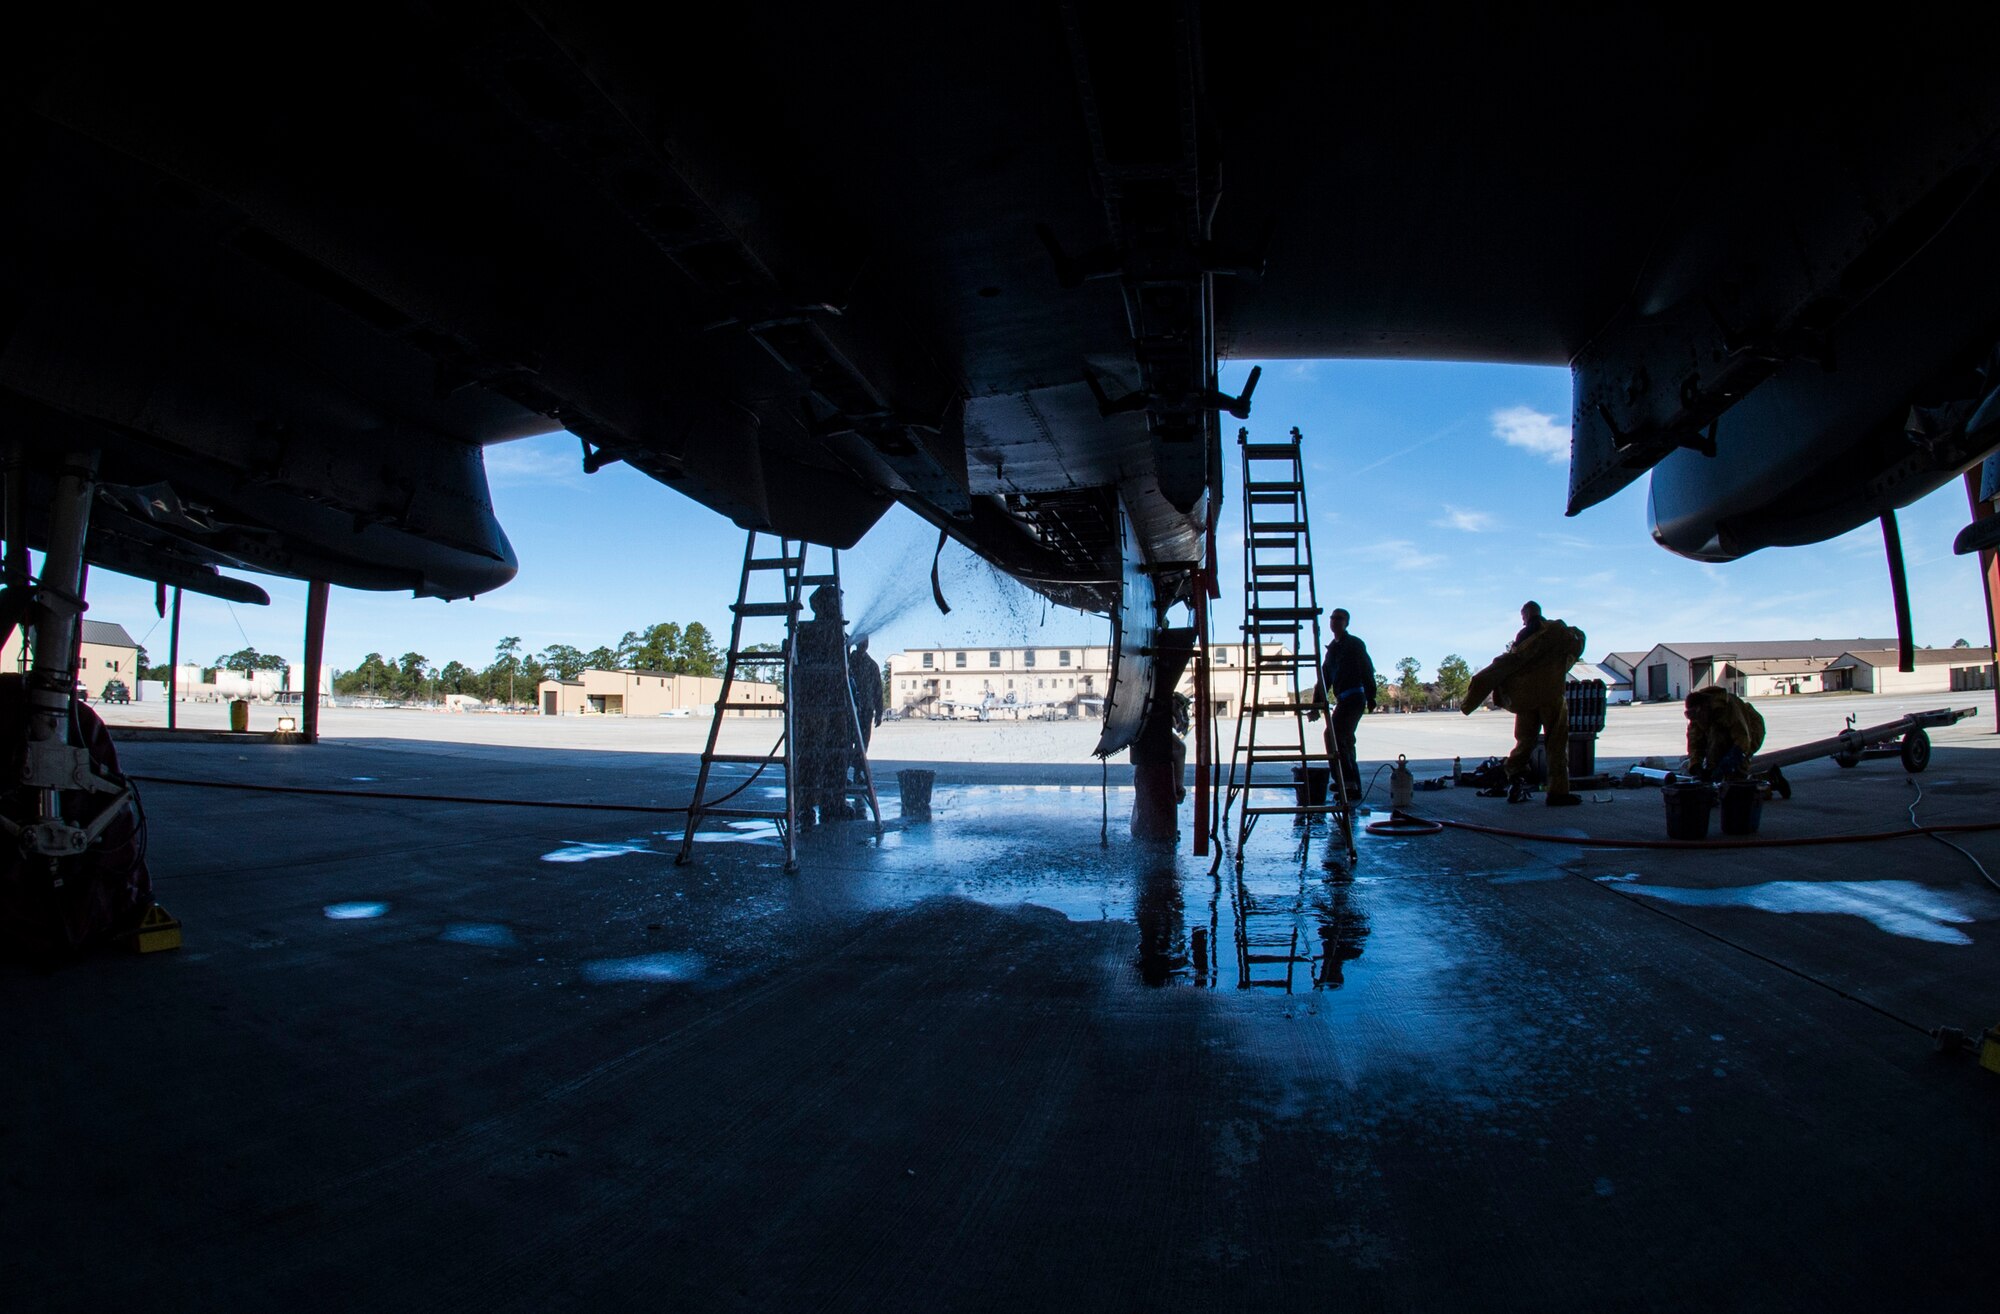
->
1461;602;1588;807
1685;687;1788;797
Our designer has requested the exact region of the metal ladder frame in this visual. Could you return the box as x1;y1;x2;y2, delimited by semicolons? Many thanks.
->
1220;426;1356;868
676;533;880;874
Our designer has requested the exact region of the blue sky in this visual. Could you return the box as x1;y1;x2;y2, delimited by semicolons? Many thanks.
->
80;360;1995;681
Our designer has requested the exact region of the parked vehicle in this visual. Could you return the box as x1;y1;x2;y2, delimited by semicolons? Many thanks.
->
100;679;130;704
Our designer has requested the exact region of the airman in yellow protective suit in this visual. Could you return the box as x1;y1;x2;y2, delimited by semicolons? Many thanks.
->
1684;687;1790;797
1461;602;1587;807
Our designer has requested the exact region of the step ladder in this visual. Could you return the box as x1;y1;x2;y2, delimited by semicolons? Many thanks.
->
675;533;881;874
1220;427;1356;867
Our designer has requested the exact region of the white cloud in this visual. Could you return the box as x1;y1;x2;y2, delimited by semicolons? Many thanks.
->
1433;504;1495;532
1491;405;1570;463
483;438;589;489
1350;539;1445;572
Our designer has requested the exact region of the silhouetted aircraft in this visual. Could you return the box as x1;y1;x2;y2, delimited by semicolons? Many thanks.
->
931;691;1075;722
6;6;2000;869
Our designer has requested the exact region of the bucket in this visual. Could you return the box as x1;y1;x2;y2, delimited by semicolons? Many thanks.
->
1661;782;1715;841
228;699;250;733
1292;764;1330;808
1718;780;1763;836
897;769;936;820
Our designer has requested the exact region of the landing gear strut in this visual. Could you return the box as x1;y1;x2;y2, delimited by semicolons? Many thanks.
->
0;448;147;956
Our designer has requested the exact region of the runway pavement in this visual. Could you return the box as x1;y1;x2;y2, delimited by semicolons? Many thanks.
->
9;699;1997;1309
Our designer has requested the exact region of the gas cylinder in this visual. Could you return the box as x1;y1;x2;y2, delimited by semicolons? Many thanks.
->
1390;754;1415;811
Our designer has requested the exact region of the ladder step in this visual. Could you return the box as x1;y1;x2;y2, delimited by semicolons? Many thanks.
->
798;574;839;586
1248;493;1299;505
1247;521;1306;533
1245;482;1304;494
732;602;800;616
1247;606;1319;620
1241;443;1301;458
747;557;803;570
1250;537;1302;549
1252;564;1313;575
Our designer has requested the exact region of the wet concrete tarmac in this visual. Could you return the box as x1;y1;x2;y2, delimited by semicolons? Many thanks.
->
6;737;1999;1309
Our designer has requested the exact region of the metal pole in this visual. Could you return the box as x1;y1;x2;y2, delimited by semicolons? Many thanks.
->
302;579;328;743
1963;468;2000;731
1881;510;1914;673
1193;577;1211;857
167;587;181;730
2;442;26;593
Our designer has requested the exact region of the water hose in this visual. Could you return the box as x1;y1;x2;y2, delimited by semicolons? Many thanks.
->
1394;811;2000;851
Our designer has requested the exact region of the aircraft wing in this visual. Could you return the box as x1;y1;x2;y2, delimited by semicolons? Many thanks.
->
7;4;2000;613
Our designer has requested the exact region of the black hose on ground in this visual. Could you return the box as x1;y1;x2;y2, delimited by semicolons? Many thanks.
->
128;775;691;815
1395;812;2000;851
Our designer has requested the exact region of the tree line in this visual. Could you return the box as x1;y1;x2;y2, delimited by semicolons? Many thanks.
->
331;623;727;705
1373;654;1473;712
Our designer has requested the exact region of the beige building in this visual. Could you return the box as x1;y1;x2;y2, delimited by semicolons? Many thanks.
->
537;668;782;717
883;643;1287;719
1624;639;1894;702
1;620;142;700
1822;647;1996;695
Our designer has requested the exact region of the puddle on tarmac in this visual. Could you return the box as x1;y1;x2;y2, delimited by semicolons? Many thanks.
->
541;839;657;863
1607;878;1984;944
581;951;706;983
1007;891;1122;922
323;902;389;919
690;821;781;845
440;923;517;947
1485;869;1562;885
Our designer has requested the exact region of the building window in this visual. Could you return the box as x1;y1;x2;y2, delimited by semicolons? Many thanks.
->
1218;649;1231;665
988;651;1000;667
1007;680;1014;688
1059;650;1071;667
922;652;933;669
1038;679;1045;689
955;652;967;668
1024;650;1036;668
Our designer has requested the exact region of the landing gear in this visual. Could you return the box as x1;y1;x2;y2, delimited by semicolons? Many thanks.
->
0;448;149;957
